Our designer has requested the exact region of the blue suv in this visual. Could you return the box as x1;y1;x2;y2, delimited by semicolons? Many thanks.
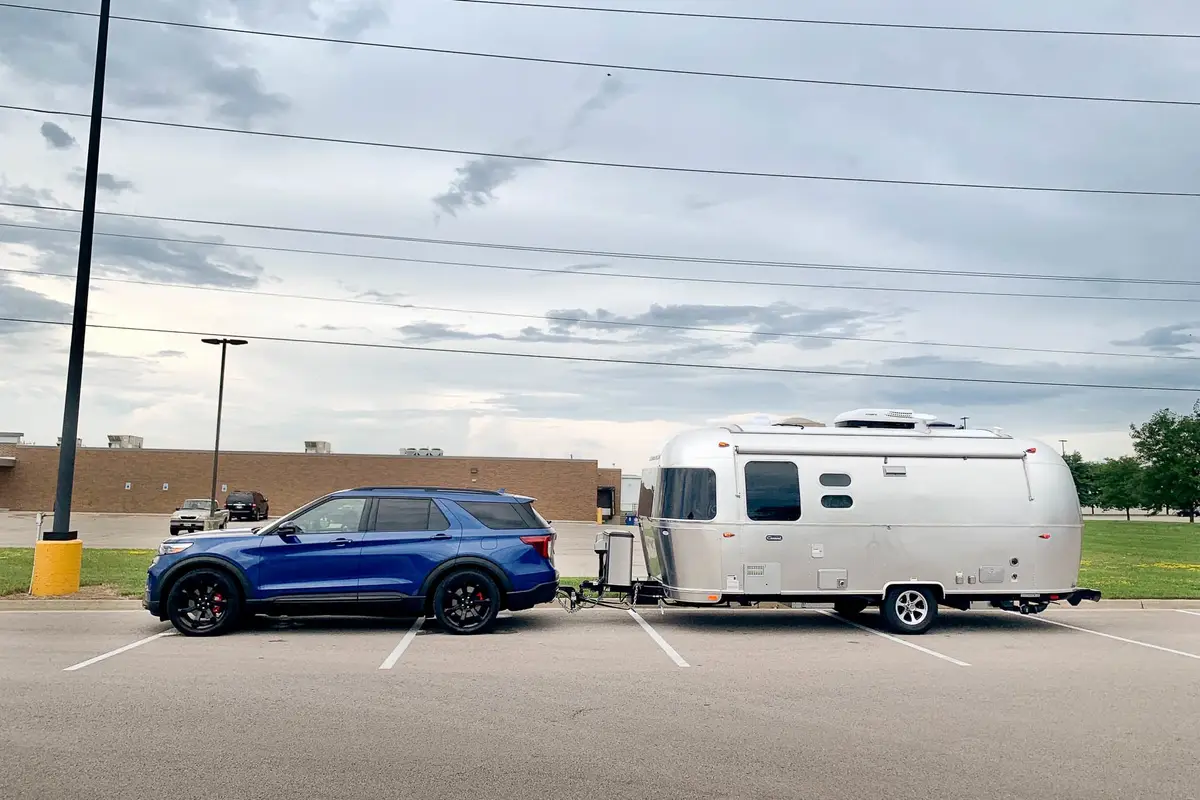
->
143;486;559;636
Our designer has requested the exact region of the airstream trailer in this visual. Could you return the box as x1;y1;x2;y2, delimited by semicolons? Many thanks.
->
577;409;1100;635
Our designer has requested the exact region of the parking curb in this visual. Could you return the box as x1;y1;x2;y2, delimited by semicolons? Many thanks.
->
2;597;1200;611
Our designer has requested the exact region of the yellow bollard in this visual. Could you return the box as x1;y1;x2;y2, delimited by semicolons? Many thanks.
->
30;539;83;596
596;507;603;524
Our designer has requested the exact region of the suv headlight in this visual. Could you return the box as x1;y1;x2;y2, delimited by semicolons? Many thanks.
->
158;541;194;556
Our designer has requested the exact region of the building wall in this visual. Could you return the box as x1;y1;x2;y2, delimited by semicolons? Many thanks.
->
0;446;607;521
597;467;622;517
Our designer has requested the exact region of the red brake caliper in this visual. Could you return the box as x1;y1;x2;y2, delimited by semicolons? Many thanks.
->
212;593;224;614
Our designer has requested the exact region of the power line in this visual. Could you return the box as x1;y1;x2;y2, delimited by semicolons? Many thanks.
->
4;262;1196;363
453;0;1200;40
6;103;1200;199
1;218;1194;289
1;209;1196;304
3;314;1197;393
1;2;1194;108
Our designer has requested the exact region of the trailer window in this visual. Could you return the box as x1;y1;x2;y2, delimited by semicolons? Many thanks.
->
821;495;854;509
819;473;851;487
657;468;717;521
744;461;801;522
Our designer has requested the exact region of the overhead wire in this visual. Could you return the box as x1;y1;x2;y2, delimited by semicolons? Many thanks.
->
2;315;1197;393
1;2;1197;107
0;209;1196;304
450;0;1200;40
3;261;1196;363
5;103;1199;199
0;218;1195;288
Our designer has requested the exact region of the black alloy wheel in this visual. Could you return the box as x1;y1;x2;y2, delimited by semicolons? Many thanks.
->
166;568;242;637
432;569;501;635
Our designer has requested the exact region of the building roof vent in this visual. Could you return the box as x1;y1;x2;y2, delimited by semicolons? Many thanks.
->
833;408;938;430
106;434;144;449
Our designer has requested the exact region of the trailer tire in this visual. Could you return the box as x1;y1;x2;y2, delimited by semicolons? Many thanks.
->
881;586;937;635
833;598;869;618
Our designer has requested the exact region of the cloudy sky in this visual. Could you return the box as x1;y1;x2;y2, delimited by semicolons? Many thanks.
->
2;0;1200;472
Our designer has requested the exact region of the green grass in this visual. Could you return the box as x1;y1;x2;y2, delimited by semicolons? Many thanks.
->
1078;521;1199;599
0;548;156;597
0;521;1195;599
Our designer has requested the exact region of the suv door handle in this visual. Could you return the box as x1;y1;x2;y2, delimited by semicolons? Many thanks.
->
332;537;354;546
431;533;453;540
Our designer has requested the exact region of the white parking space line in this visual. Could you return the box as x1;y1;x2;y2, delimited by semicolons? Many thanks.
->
627;609;690;668
62;631;177;672
817;610;971;667
378;617;424;670
1175;610;1200;617
1027;615;1200;660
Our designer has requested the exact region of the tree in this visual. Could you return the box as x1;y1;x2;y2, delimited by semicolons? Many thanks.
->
1130;401;1200;523
1094;456;1145;521
1063;451;1100;511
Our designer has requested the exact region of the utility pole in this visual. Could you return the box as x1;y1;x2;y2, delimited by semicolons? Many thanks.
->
202;338;248;503
49;0;111;540
960;416;968;429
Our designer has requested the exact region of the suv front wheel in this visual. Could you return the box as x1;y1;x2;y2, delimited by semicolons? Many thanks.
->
432;569;501;635
166;568;242;636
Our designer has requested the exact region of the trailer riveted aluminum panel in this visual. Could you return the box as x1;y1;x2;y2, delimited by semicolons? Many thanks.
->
744;562;780;594
818;569;847;590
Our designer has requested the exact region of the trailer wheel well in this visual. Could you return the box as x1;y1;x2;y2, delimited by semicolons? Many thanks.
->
881;581;945;602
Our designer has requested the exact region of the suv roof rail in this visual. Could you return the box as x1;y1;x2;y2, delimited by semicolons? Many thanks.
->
346;486;507;495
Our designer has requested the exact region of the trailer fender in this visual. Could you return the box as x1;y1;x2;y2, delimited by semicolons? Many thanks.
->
880;580;946;602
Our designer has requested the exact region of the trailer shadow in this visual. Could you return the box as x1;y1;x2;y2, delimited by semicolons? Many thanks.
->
649;608;1066;639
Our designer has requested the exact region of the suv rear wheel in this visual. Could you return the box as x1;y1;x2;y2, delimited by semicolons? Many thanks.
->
432;569;501;635
166;568;242;637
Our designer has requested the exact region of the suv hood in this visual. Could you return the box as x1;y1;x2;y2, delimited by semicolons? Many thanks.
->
167;527;257;542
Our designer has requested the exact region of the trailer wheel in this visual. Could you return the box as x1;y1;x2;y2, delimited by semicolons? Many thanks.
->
833;598;869;618
881;586;937;635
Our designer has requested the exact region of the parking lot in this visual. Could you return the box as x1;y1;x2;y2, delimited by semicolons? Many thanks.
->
1;603;1197;799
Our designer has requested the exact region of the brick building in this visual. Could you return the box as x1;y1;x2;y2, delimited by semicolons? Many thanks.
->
0;440;621;522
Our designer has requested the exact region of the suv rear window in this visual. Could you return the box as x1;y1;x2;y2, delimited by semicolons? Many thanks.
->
227;492;253;502
458;500;547;530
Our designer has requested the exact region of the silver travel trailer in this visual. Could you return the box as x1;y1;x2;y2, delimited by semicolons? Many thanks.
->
571;409;1101;635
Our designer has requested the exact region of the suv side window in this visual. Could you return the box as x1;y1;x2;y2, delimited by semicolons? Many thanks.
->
457;501;539;530
287;497;368;533
372;498;450;531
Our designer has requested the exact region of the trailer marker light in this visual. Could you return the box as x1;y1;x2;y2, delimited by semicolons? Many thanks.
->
707;595;719;601
718;441;730;448
722;532;735;538
1026;447;1037;453
1039;533;1051;539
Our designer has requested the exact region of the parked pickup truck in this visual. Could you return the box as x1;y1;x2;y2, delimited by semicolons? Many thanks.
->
170;499;230;536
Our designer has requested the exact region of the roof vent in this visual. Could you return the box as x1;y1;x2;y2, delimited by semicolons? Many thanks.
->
833;408;938;430
772;416;826;428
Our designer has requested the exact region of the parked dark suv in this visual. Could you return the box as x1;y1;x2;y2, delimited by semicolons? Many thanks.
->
225;490;269;521
144;486;559;637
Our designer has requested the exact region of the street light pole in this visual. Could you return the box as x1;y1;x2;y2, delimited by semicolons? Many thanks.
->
1059;439;1068;456
202;338;248;504
49;0;111;539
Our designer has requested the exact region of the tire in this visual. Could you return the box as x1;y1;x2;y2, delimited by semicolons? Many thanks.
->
833;598;869;618
165;567;243;637
432;568;502;635
881;585;938;635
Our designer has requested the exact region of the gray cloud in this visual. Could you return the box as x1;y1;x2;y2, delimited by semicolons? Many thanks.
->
0;276;71;334
67;170;136;195
39;121;76;150
0;187;263;288
396;321;604;346
561;74;630;144
1112;323;1199;354
432;152;544;218
325;1;390;38
0;2;289;123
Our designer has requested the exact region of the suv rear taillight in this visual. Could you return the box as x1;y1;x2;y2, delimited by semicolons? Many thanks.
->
520;534;554;561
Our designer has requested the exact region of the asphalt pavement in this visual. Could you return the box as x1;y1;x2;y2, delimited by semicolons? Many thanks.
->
1;605;1197;800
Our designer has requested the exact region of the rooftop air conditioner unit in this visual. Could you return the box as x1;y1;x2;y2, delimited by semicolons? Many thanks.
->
304;440;331;454
833;408;938;430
